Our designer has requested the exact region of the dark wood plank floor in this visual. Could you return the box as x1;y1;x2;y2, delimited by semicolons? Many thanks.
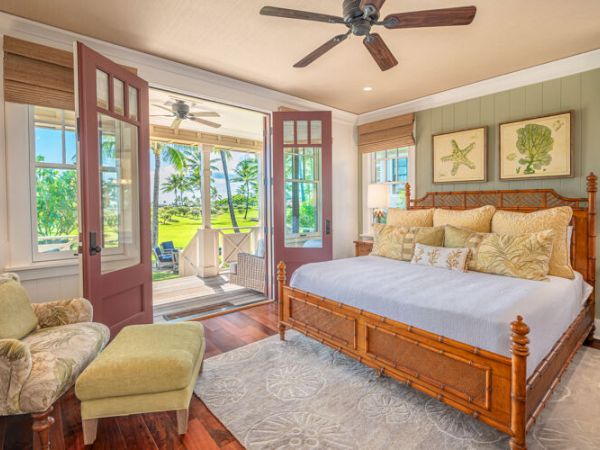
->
0;302;278;450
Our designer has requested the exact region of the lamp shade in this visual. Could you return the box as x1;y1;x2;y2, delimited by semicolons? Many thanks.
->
367;183;389;209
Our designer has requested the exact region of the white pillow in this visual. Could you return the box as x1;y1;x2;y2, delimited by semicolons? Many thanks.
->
411;243;470;272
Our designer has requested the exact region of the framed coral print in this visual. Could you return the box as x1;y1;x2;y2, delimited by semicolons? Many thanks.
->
499;111;572;181
433;127;487;183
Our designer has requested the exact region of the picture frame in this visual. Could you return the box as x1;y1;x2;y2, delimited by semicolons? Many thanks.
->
499;111;573;181
432;127;487;184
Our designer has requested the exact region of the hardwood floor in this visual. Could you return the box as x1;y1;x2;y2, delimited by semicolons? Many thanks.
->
0;302;279;450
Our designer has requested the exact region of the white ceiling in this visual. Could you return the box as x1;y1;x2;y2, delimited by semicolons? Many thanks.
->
149;88;265;141
2;0;600;114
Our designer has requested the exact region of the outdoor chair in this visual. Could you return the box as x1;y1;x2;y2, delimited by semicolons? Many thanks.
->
160;241;179;255
229;239;265;294
153;246;175;270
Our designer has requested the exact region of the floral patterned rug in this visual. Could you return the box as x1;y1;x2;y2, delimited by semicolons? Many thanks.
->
194;331;600;449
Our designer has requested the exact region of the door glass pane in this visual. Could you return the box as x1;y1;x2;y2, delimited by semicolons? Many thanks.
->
296;120;308;144
310;120;322;144
96;70;109;109
98;113;140;273
128;86;138;120
284;147;322;248
283;120;295;145
113;78;124;115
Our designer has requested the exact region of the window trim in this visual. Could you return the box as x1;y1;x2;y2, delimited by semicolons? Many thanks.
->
361;146;416;236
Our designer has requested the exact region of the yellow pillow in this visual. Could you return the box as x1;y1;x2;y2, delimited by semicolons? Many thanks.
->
387;208;433;227
444;225;554;280
433;205;496;232
371;225;445;261
491;207;574;279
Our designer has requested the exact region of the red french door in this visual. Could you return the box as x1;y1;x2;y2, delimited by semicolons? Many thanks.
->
273;111;332;284
75;42;152;335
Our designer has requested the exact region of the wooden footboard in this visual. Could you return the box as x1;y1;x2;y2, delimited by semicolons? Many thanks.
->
277;262;594;450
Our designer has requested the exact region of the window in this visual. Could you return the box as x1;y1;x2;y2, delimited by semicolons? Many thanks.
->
362;146;415;234
371;148;411;209
30;106;79;260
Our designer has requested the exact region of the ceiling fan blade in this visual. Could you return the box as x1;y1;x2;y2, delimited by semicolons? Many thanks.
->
189;111;220;118
171;118;182;129
383;6;476;29
189;117;222;128
363;33;398;71
260;6;344;24
150;114;175;117
153;104;174;113
360;0;386;14
294;33;350;68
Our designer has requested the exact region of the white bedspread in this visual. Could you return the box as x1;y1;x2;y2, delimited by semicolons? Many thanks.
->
290;256;592;376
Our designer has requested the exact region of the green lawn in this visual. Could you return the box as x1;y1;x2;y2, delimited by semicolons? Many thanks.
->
157;209;259;250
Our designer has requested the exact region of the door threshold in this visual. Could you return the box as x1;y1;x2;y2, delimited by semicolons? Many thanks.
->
158;298;273;323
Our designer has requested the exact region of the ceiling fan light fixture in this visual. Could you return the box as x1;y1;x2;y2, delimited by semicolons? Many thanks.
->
362;86;373;91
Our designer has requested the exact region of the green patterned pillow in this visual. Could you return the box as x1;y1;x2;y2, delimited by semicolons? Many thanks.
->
371;225;445;261
411;244;471;272
446;225;555;280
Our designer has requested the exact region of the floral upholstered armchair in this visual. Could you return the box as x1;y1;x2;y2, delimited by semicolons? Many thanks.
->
0;273;109;449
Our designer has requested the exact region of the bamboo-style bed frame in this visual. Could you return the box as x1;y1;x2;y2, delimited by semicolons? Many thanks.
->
277;173;597;450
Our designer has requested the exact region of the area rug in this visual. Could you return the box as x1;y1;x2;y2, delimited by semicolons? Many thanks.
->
194;331;600;449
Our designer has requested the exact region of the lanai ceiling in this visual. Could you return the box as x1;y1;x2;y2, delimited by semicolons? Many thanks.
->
2;0;600;114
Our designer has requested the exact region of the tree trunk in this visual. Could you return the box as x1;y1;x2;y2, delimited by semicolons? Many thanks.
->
292;153;300;234
244;181;250;219
220;150;239;232
152;150;161;248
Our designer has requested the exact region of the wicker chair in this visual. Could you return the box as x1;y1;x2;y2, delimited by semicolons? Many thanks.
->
229;252;265;294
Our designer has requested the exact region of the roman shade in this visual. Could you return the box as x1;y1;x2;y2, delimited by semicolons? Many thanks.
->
4;36;136;110
358;113;415;153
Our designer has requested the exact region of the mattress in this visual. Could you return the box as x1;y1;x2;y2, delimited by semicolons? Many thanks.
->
290;256;592;377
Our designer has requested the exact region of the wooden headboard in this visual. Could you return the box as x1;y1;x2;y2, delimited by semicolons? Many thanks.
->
405;173;597;290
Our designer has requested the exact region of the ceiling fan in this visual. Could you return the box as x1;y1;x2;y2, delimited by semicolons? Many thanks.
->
260;0;477;71
151;98;222;129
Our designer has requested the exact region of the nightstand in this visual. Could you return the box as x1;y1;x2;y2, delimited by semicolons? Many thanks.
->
353;240;373;256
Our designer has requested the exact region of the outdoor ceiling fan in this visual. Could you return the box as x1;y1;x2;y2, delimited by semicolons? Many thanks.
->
151;98;222;130
260;0;477;71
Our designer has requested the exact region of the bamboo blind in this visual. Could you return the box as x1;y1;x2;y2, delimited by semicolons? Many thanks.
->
358;113;415;153
4;36;136;110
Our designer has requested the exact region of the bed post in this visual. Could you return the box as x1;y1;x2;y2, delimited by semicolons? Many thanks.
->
510;316;530;450
405;183;411;210
586;172;597;343
277;261;286;341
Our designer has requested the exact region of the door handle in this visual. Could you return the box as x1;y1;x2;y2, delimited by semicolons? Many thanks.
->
325;219;331;235
89;231;102;256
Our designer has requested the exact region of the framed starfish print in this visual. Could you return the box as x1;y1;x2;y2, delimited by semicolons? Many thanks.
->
432;127;487;183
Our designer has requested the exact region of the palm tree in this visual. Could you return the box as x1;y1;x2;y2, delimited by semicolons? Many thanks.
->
232;157;258;219
216;148;239;232
150;141;186;247
161;173;188;206
183;148;219;211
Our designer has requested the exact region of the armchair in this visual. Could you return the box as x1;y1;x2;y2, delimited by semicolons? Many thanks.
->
0;274;109;449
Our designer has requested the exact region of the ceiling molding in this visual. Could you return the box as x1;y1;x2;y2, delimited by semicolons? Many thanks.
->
357;48;600;124
0;12;358;126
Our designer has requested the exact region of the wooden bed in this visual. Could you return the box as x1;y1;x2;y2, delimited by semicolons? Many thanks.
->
277;173;597;450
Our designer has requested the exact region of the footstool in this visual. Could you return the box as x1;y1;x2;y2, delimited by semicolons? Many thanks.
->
75;322;205;445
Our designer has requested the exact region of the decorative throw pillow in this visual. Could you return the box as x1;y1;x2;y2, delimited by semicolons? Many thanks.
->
0;278;38;340
387;208;433;227
411;244;470;272
433;205;496;232
491;207;574;279
371;225;445;262
443;225;474;249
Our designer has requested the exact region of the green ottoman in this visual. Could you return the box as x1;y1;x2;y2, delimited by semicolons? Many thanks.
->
75;322;205;445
